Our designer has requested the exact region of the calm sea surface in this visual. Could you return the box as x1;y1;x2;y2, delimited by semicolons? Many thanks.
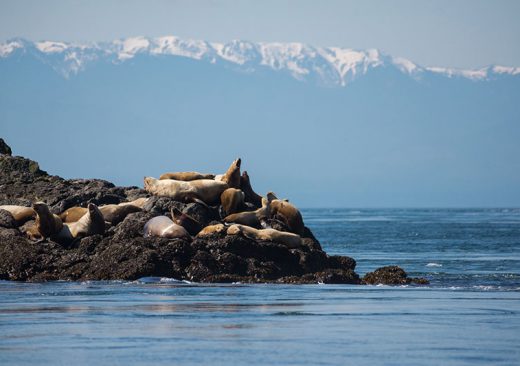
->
1;209;519;365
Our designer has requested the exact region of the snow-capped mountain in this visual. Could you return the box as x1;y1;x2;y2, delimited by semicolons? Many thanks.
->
1;35;519;207
1;36;519;86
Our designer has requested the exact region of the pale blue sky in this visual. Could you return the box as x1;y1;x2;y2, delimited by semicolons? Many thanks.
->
1;0;519;69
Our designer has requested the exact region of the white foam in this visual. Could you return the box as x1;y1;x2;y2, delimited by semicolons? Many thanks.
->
426;263;443;267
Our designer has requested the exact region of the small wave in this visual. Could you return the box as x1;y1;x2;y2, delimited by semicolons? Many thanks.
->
426;263;442;267
136;277;187;284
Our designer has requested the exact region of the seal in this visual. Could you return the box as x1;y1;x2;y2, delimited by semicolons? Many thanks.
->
159;172;215;181
143;215;191;240
170;207;202;236
22;221;43;241
144;177;228;205
266;192;305;236
215;158;241;189
99;204;142;225
60;207;88;223
240;171;263;208
0;205;35;225
32;202;63;239
56;203;105;243
223;196;271;228
220;188;245;217
118;197;150;209
196;223;226;238
60;202;142;224
227;224;302;248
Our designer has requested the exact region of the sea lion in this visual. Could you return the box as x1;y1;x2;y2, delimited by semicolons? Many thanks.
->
216;158;241;189
55;203;105;243
170;207;202;236
22;221;43;241
60;203;142;224
118;197;149;208
99;204;142;225
143;215;191;240
159;172;215;181
196;223;226;238
266;192;305;236
227;224;302;248
31;202;63;239
144;177;228;205
240;171;263;208
220;188;245;216
223;196;271;228
0;205;35;225
60;207;88;223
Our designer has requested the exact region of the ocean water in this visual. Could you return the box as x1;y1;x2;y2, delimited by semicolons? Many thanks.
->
1;209;519;365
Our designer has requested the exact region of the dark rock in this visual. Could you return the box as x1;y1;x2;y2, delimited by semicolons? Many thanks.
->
123;188;148;202
298;250;329;273
315;269;360;284
183;202;220;227
0;209;16;228
0;138;12;155
327;255;356;271
143;196;184;215
362;265;429;285
1;149;423;285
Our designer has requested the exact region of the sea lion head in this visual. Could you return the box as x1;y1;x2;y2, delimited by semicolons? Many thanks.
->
143;177;156;191
87;203;100;215
32;201;50;215
223;158;242;188
234;158;241;169
87;203;106;234
266;192;278;201
226;224;242;236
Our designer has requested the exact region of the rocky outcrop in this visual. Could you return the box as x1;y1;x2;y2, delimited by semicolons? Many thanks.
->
0;144;361;283
0;138;12;155
0;141;427;285
362;266;429;285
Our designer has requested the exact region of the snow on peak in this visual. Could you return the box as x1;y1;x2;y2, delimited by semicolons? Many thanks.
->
426;66;489;80
213;40;259;65
1;35;519;85
35;41;69;53
0;40;23;57
114;37;150;60
492;65;520;75
151;36;215;61
392;57;419;74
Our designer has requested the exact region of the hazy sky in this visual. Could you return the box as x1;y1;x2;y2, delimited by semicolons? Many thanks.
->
1;0;519;69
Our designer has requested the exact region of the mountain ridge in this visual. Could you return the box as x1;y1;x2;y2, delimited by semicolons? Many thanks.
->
1;36;519;86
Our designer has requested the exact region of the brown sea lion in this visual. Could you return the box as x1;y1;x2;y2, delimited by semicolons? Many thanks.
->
240;171;263;208
23;221;43;241
196;223;226;237
159;172;215;181
266;192;305;236
60;207;87;223
61;198;147;224
143;215;191;240
0;205;35;225
216;158;241;189
223;196;271;228
32;202;63;239
99;204;141;225
118;197;149;208
170;207;202;236
144;177;228;205
55;203;105;243
220;188;245;216
227;224;302;248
